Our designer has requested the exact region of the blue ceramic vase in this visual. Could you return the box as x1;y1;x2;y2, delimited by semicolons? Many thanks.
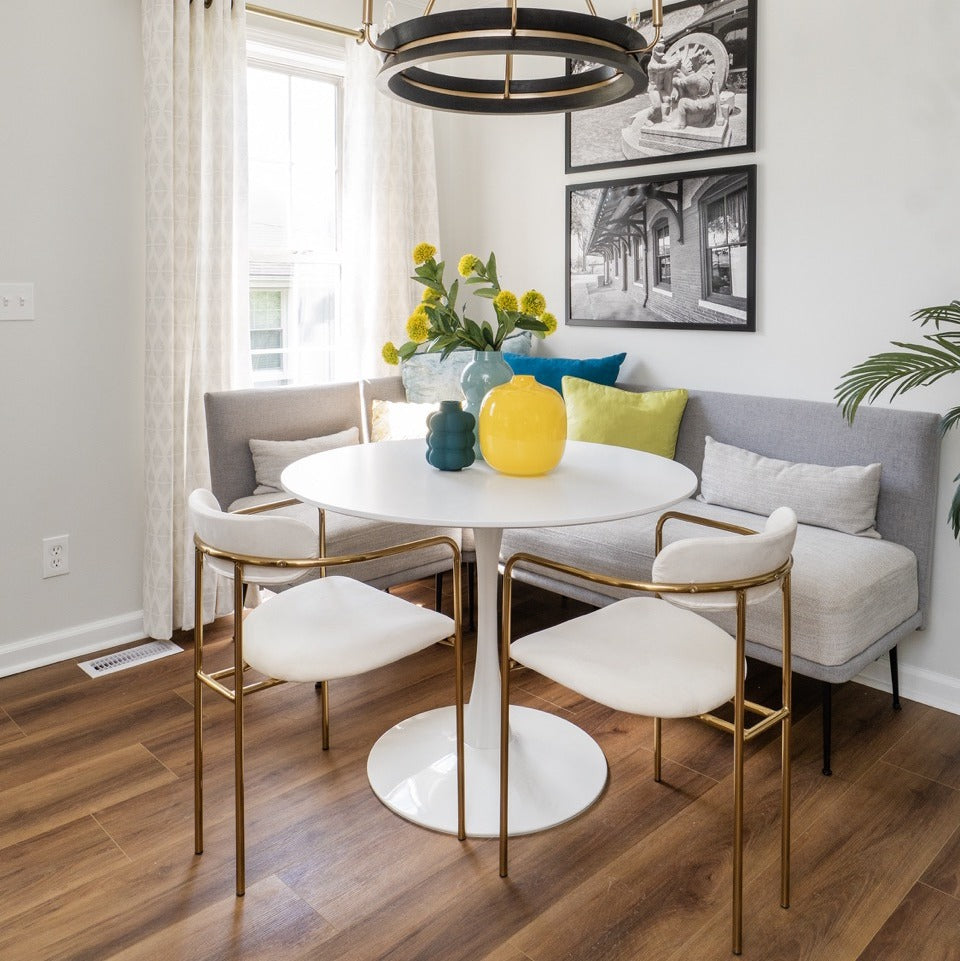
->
459;350;513;460
425;400;476;471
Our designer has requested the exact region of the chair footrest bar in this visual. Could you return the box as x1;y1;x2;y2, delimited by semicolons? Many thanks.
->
699;706;789;740
198;672;287;702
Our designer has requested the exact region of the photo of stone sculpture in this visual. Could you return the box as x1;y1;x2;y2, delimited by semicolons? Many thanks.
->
566;165;755;331
566;0;755;171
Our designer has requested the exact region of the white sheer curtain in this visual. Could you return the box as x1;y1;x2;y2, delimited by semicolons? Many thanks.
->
142;0;249;638
338;36;441;382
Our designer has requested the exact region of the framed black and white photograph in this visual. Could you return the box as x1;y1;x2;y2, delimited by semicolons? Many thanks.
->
565;0;756;173
566;164;756;331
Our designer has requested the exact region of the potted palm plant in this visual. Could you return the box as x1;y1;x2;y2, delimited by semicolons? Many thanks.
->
836;300;960;537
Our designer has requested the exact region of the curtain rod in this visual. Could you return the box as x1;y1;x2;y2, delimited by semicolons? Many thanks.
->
244;3;364;41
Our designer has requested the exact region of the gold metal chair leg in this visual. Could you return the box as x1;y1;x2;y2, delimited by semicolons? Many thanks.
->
193;547;204;857
732;592;746;955
320;680;330;750
233;566;246;897
499;564;514;877
653;716;662;782
781;573;793;910
453;553;465;841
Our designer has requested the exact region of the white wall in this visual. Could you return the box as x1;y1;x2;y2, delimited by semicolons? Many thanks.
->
435;0;960;710
0;1;146;671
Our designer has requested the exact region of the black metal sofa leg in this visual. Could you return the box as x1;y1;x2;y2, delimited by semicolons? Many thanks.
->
890;645;902;710
822;681;833;777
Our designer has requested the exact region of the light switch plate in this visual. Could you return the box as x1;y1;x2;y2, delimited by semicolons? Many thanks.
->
0;283;35;320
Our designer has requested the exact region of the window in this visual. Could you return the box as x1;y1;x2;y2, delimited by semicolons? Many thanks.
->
703;183;749;307
247;37;343;386
654;222;671;287
632;234;644;285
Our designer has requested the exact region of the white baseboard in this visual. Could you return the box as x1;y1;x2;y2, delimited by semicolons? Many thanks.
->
0;611;146;679
856;656;960;716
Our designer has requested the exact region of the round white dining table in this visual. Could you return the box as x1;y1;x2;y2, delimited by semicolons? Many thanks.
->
282;438;697;837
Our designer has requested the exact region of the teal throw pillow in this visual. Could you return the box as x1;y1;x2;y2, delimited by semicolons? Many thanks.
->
502;351;626;396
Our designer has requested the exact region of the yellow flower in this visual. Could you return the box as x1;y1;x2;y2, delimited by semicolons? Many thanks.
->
421;287;441;304
458;254;481;277
520;290;547;317
413;242;437;266
541;311;558;334
406;310;430;343
494;290;518;312
382;341;400;365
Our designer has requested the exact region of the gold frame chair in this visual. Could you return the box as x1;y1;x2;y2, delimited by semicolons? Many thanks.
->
192;495;465;896
499;511;793;955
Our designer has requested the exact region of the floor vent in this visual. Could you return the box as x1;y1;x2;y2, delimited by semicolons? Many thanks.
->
78;640;183;678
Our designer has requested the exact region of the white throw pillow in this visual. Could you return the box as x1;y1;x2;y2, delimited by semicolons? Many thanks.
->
249;427;360;494
370;399;439;442
698;435;882;538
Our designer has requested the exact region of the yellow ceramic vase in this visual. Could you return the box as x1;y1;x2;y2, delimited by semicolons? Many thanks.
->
478;375;567;476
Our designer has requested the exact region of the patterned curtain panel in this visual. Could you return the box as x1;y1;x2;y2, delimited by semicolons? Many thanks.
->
141;0;249;638
337;36;440;382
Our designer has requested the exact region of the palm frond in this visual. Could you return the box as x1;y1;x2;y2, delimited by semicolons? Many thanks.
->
913;300;960;329
950;471;960;540
939;406;960;436
835;337;960;422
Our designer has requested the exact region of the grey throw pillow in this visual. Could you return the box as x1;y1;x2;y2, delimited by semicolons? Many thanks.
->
698;435;882;537
249;427;360;494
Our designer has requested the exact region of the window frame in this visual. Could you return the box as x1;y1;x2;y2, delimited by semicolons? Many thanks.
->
699;173;750;310
245;29;345;387
653;220;671;289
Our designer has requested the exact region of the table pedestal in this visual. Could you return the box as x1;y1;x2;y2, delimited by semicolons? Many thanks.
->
367;526;608;837
366;704;608;837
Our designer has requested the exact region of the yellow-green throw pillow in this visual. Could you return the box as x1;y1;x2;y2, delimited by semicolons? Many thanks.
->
562;376;688;459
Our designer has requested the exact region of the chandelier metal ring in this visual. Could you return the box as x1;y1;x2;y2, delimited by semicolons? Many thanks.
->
375;8;653;114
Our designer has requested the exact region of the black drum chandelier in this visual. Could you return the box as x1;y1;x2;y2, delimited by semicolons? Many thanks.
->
246;1;664;115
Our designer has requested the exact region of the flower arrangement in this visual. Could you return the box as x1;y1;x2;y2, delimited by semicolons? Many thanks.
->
382;243;557;366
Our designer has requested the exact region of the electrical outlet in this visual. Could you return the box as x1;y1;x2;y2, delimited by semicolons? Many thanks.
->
42;535;69;578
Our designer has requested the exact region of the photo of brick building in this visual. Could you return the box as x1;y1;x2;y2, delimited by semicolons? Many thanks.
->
567;165;755;330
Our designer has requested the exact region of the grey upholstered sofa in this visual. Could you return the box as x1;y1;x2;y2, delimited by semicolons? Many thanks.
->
204;376;940;775
500;387;941;774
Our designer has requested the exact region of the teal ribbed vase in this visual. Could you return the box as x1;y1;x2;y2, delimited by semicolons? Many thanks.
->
425;401;476;471
459;351;513;461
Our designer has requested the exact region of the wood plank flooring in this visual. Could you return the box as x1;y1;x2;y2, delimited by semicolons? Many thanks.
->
1;578;958;961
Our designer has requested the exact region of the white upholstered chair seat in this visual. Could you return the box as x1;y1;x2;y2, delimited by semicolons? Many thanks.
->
510;597;738;719
243;575;455;683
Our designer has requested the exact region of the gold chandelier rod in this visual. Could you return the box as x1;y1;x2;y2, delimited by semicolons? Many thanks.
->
245;1;665;64
245;4;363;41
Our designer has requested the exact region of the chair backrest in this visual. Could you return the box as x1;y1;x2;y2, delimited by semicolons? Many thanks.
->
188;489;318;584
651;507;797;612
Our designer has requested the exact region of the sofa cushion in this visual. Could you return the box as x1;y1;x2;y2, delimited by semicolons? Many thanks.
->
503;351;626;395
563;377;688;458
229;494;459;588
500;498;918;669
249;429;360;494
698;435;882;538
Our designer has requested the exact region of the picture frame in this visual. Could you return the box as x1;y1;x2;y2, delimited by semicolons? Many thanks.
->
565;0;756;173
566;164;756;332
